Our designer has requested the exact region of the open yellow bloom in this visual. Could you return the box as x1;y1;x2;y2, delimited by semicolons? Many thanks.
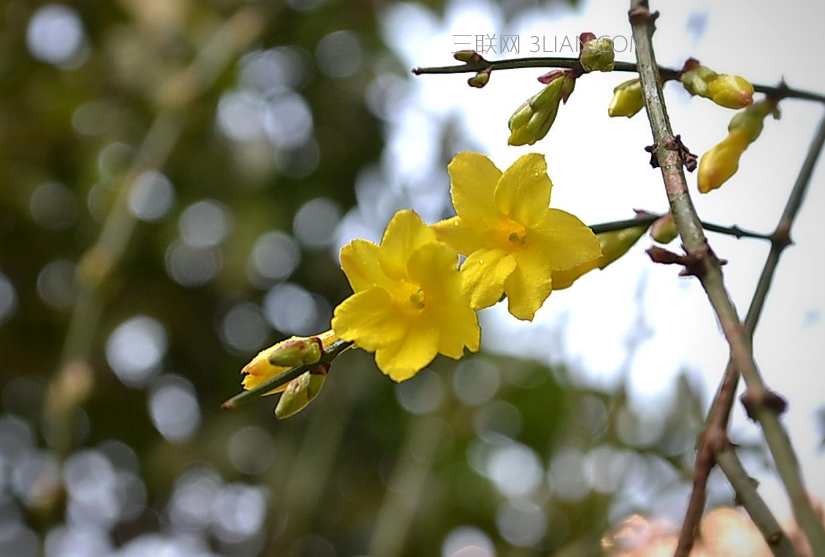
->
241;330;337;394
433;153;601;321
332;210;480;382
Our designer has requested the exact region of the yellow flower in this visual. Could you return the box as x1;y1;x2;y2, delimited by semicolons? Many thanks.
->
241;330;337;394
332;210;480;382
433;153;601;321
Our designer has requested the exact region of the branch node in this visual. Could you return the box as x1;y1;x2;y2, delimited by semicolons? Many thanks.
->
643;135;697;172
771;221;793;251
740;389;788;420
646;245;723;277
628;1;658;26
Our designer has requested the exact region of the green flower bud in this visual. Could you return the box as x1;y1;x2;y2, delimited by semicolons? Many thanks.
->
608;78;645;118
552;220;651;290
596;223;651;269
507;75;575;146
268;337;323;367
580;37;615;72
453;50;484;64
468;69;491;88
274;369;327;419
650;212;678;244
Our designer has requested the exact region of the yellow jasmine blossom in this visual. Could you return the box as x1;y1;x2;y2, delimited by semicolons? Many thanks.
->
332;210;480;382
241;330;337;394
433;153;601;321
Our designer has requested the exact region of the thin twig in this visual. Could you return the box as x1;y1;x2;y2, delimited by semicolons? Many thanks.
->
221;339;354;410
716;449;799;556
413;58;825;104
628;1;825;555
678;113;825;556
589;214;771;240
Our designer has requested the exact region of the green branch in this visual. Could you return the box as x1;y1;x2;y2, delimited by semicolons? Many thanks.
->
589;214;772;240
716;449;799;556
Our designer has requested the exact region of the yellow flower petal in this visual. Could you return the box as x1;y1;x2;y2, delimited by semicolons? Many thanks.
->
432;217;492;255
375;320;439;382
460;248;516;310
494;153;553;228
531;208;601;270
504;248;554;321
407;242;461;303
340;239;393;293
448;152;502;229
406;242;481;359
378;210;437;281
550;258;602;290
433;299;480;358
332;287;407;350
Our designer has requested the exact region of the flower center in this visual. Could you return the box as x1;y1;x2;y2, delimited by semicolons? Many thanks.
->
499;220;527;251
396;282;426;314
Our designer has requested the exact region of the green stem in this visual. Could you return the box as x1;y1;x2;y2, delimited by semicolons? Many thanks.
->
413;58;825;104
221;339;354;410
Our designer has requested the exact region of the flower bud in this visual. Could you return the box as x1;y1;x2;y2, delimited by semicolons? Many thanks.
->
241;330;337;395
580;37;615;73
697;129;749;194
707;74;754;109
608;78;644;118
679;59;753;109
453;50;484;64
698;100;778;193
468;68;491;88
650;212;678;244
274;368;327;419
596;223;651;269
267;337;323;367
507;74;576;146
552;221;651;290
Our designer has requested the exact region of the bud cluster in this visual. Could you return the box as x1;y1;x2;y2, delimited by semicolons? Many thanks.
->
508;71;576;146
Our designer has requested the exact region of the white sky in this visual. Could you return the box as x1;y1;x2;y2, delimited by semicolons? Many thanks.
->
370;0;825;523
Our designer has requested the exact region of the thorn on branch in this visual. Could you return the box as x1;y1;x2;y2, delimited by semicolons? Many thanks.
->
644;136;698;172
740;389;789;420
646;245;726;277
733;475;760;507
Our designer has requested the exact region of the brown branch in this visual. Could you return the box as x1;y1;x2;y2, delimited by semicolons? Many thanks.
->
628;1;825;555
